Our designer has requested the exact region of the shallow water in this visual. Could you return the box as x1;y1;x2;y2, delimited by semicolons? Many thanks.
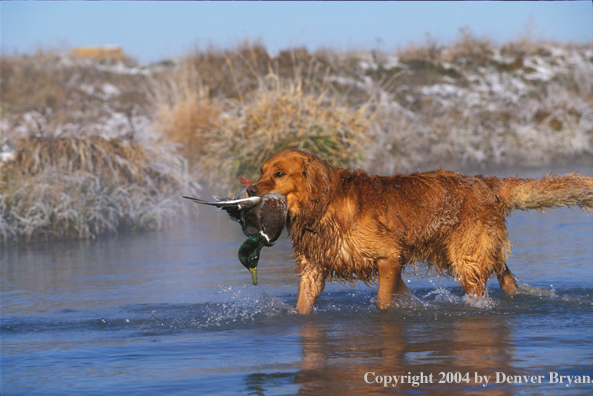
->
2;171;593;395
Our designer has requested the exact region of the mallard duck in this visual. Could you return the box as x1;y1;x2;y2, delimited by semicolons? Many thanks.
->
182;189;287;285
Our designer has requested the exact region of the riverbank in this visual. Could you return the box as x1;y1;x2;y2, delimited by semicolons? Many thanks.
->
2;32;592;242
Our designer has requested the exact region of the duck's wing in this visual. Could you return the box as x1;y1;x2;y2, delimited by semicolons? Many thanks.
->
182;195;262;221
182;195;262;209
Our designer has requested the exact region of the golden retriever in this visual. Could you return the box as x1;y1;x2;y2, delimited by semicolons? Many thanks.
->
247;149;593;314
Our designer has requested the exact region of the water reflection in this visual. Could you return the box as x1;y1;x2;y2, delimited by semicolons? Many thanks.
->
242;312;517;394
308;314;513;394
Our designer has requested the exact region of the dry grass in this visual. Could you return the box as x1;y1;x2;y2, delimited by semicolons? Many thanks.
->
170;41;364;112
397;33;443;64
1;132;197;242
198;75;373;194
147;61;227;168
0;170;172;242
183;41;272;101
1;48;148;139
13;135;152;183
148;42;374;193
440;27;494;65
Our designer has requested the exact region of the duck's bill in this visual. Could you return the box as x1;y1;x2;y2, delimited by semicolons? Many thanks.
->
182;195;261;210
249;267;258;285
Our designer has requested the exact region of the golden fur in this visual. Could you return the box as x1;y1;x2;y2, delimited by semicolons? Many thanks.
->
248;149;593;314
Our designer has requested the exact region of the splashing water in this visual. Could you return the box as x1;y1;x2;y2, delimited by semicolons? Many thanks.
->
515;279;558;298
195;285;297;328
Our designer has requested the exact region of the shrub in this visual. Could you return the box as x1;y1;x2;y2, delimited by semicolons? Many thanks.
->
198;75;373;194
0;132;198;242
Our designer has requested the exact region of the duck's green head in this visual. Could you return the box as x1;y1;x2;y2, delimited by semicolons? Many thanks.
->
238;233;268;285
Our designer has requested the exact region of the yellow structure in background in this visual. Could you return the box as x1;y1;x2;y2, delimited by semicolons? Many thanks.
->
69;46;125;60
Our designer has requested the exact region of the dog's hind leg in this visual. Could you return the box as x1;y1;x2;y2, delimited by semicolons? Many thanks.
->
496;264;518;295
376;258;411;310
457;261;517;297
448;247;495;297
448;217;512;297
452;261;488;297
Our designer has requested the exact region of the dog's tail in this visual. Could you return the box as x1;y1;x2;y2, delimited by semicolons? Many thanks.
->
494;173;593;216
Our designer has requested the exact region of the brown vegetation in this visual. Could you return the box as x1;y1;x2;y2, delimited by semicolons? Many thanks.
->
198;76;373;193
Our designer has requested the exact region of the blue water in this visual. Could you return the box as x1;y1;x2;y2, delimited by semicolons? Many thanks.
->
2;177;593;395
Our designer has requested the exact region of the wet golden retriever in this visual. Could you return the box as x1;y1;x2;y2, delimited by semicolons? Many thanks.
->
247;149;593;314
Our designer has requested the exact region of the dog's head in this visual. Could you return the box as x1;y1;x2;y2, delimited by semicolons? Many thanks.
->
247;149;336;219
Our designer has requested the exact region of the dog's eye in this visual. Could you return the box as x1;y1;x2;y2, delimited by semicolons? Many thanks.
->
274;171;286;178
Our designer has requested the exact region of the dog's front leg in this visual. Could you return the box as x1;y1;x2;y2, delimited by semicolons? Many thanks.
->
296;263;325;314
376;259;410;310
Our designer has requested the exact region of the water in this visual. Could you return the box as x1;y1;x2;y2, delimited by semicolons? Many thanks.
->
2;183;593;395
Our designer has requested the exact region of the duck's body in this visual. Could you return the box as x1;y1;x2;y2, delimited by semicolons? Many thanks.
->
183;191;287;284
240;193;287;243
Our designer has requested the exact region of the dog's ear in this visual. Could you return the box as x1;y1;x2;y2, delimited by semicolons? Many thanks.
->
301;156;334;201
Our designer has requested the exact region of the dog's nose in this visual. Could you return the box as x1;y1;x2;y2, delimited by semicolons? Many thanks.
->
246;185;258;197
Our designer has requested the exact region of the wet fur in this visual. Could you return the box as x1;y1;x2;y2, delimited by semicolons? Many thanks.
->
250;149;593;313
